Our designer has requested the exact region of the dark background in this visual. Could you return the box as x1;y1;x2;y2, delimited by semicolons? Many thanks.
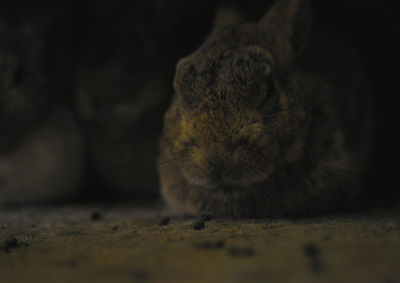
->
2;0;399;203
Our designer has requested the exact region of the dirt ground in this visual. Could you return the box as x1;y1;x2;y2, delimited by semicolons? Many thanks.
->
1;203;399;283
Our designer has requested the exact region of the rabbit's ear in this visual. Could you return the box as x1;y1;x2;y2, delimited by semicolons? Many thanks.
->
259;0;312;68
214;6;244;28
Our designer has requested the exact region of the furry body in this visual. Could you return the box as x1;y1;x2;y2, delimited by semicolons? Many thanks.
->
158;0;373;217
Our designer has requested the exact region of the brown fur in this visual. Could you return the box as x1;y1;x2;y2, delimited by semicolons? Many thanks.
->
157;0;373;217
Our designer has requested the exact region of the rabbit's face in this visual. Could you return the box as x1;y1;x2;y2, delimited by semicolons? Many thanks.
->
0;22;47;150
171;45;301;189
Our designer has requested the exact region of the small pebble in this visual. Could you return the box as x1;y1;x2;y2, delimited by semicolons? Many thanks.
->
158;217;170;226
1;236;19;253
303;242;324;273
192;220;205;230
303;242;320;258
90;212;102;221
4;237;19;248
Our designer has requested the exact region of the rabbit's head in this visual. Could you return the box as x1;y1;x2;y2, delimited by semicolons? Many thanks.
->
163;0;313;189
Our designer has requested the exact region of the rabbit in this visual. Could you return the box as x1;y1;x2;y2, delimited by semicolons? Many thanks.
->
0;11;83;204
157;0;374;217
75;2;173;197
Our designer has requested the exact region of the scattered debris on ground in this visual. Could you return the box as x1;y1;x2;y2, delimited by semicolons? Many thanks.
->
303;242;324;273
0;205;399;283
90;211;102;221
158;217;170;226
192;220;205;230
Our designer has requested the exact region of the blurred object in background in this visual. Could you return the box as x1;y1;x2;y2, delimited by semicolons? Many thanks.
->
74;1;177;198
73;0;217;198
0;1;83;204
0;0;398;205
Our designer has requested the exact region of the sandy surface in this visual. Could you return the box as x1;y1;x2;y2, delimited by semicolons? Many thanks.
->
1;203;399;283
